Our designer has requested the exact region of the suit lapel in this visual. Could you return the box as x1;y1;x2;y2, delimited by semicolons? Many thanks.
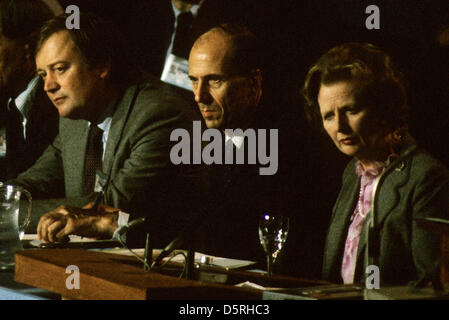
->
374;157;412;226
62;118;89;195
103;84;140;177
355;144;416;273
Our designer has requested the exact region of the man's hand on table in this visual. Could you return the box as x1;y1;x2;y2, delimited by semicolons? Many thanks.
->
37;204;120;243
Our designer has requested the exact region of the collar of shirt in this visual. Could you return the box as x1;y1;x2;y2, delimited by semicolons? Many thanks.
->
225;132;245;150
171;1;201;19
89;100;116;161
355;154;398;178
7;76;40;139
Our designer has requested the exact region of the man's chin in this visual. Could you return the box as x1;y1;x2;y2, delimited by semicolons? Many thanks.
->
56;107;82;120
56;108;70;119
205;119;223;130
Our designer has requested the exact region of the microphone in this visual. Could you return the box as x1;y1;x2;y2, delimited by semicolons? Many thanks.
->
114;216;150;271
150;236;184;269
115;216;146;237
149;205;209;272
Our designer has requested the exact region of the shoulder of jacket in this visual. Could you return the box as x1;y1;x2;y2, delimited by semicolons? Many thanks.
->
406;149;449;180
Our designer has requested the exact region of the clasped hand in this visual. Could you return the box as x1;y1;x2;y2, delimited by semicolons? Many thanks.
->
37;203;120;243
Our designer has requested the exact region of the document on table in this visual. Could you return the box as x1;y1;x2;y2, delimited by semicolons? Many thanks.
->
23;234;256;270
22;234;120;249
103;247;256;270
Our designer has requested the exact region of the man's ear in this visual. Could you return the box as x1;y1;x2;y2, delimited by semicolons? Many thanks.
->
99;60;112;80
250;68;263;101
251;68;262;91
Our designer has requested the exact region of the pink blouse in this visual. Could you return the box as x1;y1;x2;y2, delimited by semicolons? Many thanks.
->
340;160;389;284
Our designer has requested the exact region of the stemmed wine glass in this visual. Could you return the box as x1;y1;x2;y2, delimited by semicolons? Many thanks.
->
258;214;290;276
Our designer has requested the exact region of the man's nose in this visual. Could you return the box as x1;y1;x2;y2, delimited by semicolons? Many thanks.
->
44;73;59;93
194;81;212;104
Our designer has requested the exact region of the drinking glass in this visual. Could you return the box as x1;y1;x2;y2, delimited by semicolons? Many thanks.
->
0;185;31;270
258;214;289;276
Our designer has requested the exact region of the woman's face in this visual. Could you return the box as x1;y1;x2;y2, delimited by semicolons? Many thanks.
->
317;80;386;161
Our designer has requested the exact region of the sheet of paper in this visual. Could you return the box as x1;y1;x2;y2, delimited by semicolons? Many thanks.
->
24;235;256;270
193;253;256;270
160;54;193;91
24;234;100;247
103;248;256;270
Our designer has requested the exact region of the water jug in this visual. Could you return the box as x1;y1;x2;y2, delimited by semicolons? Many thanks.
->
0;185;31;270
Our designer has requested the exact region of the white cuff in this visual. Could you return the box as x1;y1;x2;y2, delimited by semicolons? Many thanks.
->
112;211;130;241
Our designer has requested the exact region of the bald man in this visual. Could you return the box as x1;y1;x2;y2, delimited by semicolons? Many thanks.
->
187;24;274;264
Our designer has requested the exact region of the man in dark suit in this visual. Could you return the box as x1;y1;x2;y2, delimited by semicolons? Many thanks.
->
188;24;275;264
0;0;59;180
8;13;206;247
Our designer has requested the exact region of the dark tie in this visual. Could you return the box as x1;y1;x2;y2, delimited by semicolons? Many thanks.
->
5;99;25;159
171;11;194;59
83;124;103;194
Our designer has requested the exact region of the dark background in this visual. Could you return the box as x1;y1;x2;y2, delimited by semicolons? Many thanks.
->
49;0;449;278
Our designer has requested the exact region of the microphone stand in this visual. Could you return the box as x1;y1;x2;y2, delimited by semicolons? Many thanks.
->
185;245;195;280
144;233;151;271
151;209;207;279
149;232;197;280
364;145;446;295
365;149;412;282
365;161;391;286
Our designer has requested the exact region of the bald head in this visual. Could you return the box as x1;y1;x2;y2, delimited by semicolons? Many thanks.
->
188;24;262;130
191;24;261;76
192;26;231;49
191;29;234;75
